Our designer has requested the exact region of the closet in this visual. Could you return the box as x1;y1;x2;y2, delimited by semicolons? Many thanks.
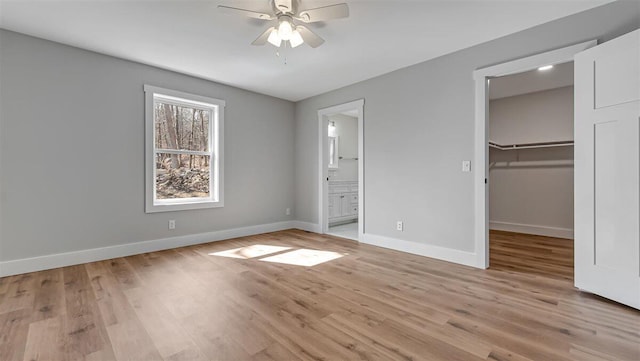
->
488;62;575;278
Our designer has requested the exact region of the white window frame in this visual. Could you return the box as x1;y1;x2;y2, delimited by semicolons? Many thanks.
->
144;85;225;213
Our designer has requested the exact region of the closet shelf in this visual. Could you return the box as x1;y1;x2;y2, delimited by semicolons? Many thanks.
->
489;140;574;151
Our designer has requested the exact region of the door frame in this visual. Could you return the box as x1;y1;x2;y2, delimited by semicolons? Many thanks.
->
317;99;365;240
472;40;596;269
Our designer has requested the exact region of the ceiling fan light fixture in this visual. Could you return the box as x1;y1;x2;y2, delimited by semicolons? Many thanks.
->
277;16;294;40
267;29;282;47
220;1;349;49
290;29;304;48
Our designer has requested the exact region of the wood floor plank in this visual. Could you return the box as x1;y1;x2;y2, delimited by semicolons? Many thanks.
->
31;269;65;324
0;309;31;361
83;261;159;361
322;312;414;361
0;275;13;306
0;229;638;361
174;307;251;360
0;273;36;315
123;286;208;361
104;258;143;290
225;280;366;360
221;294;326;361
250;341;303;361
124;252;215;321
22;316;66;361
62;265;112;360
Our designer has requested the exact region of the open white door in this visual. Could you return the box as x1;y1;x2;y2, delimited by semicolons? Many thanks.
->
574;29;640;309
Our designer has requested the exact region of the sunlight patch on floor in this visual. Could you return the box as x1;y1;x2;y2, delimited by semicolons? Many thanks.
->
209;245;291;259
259;249;345;267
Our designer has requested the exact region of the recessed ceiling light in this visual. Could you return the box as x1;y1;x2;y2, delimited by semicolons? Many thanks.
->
538;65;554;71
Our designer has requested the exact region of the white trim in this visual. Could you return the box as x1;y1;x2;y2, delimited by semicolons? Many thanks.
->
291;221;323;233
0;221;298;277
474;72;490;269
489;221;574;239
143;85;226;107
144;85;225;213
0;71;2;272
154;149;210;156
473;40;598;80
317;99;365;241
362;233;478;268
473;40;596;269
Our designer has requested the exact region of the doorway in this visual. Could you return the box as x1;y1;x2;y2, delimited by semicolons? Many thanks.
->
472;40;597;269
487;62;575;279
317;100;364;241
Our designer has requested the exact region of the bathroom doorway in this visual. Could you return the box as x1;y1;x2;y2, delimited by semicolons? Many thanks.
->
317;100;364;241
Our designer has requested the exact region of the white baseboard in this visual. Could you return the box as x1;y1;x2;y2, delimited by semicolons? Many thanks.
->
362;233;480;268
490;221;573;239
290;221;322;233
0;221;298;277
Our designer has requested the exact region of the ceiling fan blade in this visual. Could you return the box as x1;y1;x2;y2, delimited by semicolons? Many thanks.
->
296;25;325;48
273;0;296;15
252;27;275;46
296;3;349;23
218;5;274;20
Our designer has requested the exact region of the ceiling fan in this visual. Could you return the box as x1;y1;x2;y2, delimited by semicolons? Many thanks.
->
218;0;349;48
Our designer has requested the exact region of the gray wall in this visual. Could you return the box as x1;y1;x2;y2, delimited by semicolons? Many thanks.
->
490;86;574;145
489;146;574;234
0;30;295;261
489;87;574;234
294;1;639;252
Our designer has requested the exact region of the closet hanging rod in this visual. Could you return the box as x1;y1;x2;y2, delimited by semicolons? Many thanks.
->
339;156;359;160
489;140;574;151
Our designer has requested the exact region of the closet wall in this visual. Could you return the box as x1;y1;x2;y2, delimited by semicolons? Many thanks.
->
489;86;574;239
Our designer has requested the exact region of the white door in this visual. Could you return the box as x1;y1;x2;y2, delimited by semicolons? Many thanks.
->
574;29;640;309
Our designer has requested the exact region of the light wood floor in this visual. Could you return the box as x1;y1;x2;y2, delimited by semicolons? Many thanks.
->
490;230;574;281
1;229;638;361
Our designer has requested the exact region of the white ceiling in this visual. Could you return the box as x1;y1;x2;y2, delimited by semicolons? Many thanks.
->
0;0;611;101
489;61;574;99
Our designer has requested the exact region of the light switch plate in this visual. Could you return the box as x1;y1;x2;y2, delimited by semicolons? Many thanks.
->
462;160;471;172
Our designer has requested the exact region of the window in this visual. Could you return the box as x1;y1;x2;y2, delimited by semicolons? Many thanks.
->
144;85;224;213
328;136;339;169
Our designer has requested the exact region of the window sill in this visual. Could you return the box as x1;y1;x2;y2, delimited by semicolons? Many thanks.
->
145;200;224;213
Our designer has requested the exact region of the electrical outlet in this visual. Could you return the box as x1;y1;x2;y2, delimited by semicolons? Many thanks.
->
286;208;291;216
168;220;176;230
396;221;404;231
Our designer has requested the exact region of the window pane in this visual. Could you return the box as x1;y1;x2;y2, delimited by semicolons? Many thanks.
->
329;138;335;166
154;101;210;151
156;153;211;200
